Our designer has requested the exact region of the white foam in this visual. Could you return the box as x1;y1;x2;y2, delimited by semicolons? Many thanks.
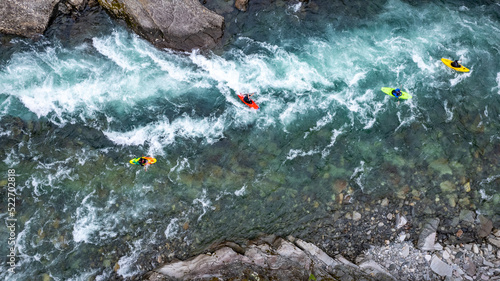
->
321;128;345;158
286;148;320;160
168;157;191;182
479;189;493;200
350;161;371;191
449;71;471;87
93;33;138;71
496;72;500;95
3;147;19;166
234;185;246;196
117;239;145;278
104;114;226;155
304;112;335;139
349;72;367;87
192;189;215;221
412;54;434;73
72;191;119;244
72;191;101;243
164;218;179;239
290;2;303;13
443;100;453;122
480;174;500;186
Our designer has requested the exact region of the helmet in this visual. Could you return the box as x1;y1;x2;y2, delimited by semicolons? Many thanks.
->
395;88;400;92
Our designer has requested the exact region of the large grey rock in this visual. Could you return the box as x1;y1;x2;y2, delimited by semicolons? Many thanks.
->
430;255;453;277
0;0;60;37
156;239;311;280
97;0;224;51
418;218;440;251
153;236;379;280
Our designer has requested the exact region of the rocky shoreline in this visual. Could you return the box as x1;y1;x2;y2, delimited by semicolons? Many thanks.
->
135;196;500;281
0;0;224;52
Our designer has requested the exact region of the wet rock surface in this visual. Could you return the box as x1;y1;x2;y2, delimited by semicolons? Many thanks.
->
97;0;224;51
134;194;500;281
147;235;378;280
0;0;60;37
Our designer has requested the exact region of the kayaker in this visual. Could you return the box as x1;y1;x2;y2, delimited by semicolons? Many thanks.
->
392;88;402;99
451;60;461;68
243;93;254;104
138;157;148;166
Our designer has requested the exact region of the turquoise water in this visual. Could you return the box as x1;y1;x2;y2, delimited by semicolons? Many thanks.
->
1;0;500;279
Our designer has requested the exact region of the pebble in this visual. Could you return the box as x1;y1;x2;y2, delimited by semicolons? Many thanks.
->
402;246;410;258
396;214;407;229
381;198;389;207
483;259;494;267
353;211;361;221
454;265;465;276
425;255;432;262
442;250;450;260
430;255;453;277
387;213;393;220
398;232;407;242
473;244;479;254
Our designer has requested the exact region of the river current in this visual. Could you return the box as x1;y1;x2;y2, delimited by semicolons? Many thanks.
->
1;0;500;280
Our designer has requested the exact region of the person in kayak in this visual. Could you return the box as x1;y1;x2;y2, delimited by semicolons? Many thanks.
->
243;93;255;104
451;60;461;68
138;157;148;166
392;88;402;99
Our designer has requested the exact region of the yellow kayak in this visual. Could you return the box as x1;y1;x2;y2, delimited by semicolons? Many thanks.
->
441;58;469;72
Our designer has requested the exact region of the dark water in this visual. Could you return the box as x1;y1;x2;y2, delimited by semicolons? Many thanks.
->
1;0;500;279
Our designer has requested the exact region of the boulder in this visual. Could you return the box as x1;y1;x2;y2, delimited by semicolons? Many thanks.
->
97;0;224;51
0;0;60;37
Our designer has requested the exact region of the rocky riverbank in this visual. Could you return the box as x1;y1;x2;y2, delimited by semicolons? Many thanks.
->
138;198;500;281
0;0;224;51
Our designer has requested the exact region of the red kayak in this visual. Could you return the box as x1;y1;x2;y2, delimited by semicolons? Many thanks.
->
238;94;259;110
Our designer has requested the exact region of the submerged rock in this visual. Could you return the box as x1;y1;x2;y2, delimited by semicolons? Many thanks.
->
97;0;224;51
235;0;249;11
478;215;493;238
